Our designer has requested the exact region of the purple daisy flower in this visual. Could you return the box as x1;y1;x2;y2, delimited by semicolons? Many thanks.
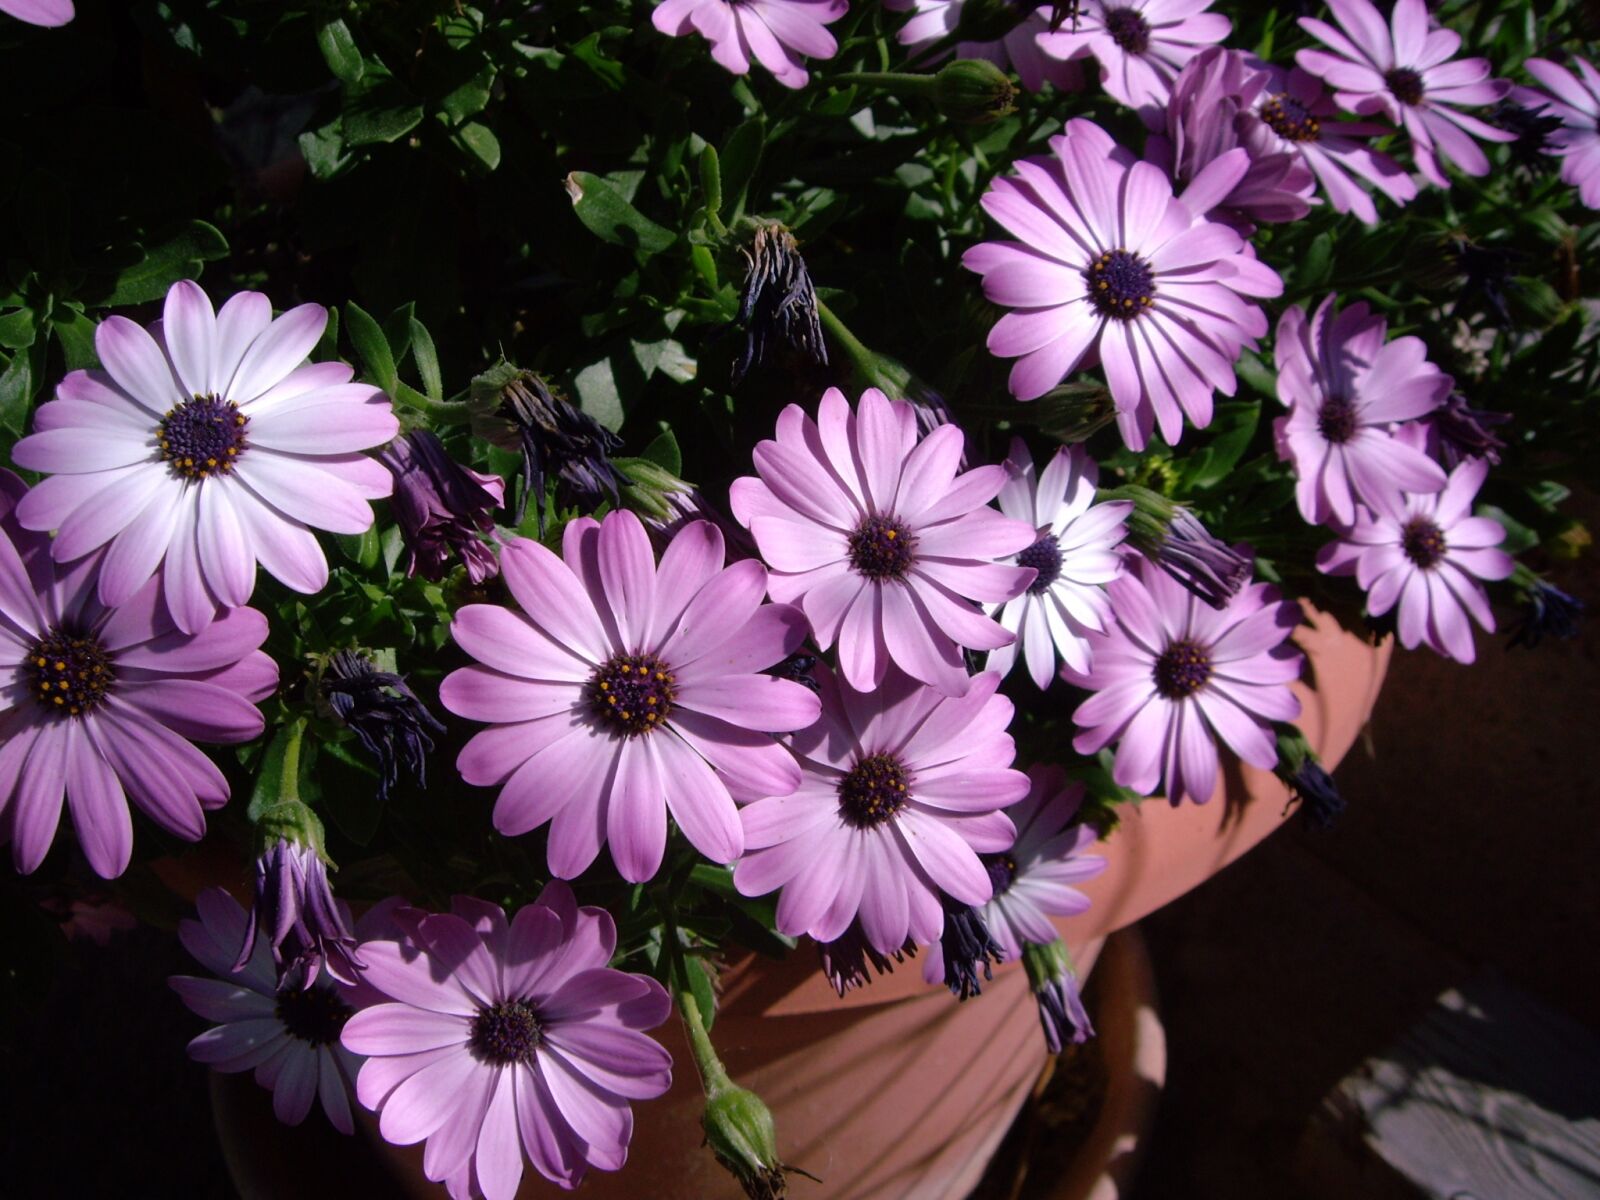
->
170;888;363;1134
1513;57;1600;209
987;439;1131;687
441;511;820;884
378;430;505;585
729;387;1036;697
11;281;397;634
1035;0;1231;123
975;765;1106;960
1238;64;1418;227
1146;47;1316;235
1273;294;1449;527
0;472;276;878
342;884;673;1199
964;118;1283;448
885;0;1086;93
1296;0;1513;189
1063;555;1303;806
2;0;71;25
733;663;1027;955
1316;450;1512;664
650;0;846;90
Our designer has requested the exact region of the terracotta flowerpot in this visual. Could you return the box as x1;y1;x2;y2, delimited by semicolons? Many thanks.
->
367;601;1388;1200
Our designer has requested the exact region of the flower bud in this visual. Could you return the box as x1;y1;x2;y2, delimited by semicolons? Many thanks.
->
703;1085;787;1200
1022;939;1093;1053
932;58;1018;124
734;222;828;387
238;828;363;988
1035;381;1118;443
1105;486;1250;609
1273;727;1345;829
377;430;504;584
1508;568;1584;649
323;649;446;803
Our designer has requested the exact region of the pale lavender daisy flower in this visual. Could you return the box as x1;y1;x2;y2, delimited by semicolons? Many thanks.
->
1064;555;1303;806
1513;57;1600;209
170;888;363;1134
12;280;397;633
1145;47;1316;234
342;884;673;1199
734;663;1027;956
987;439;1131;687
964;118;1283;449
1035;0;1231;122
1273;294;1449;526
441;511;820;884
1316;449;1512;664
885;0;1086;93
1240;64;1418;226
729;387;1036;697
0;472;276;879
650;0;846;89
1296;0;1513;188
2;0;71;24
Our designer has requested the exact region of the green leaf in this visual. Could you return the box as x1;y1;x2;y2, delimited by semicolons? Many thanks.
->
342;67;424;146
637;429;682;477
1183;401;1261;490
316;17;365;84
698;145;722;219
95;220;229;306
572;353;625;430
345;302;399;392
718;118;766;222
563;172;675;257
409;318;443;400
299;120;349;179
0;308;38;351
246;724;297;824
0;352;32;438
52;309;98;370
382;303;415;363
668;944;717;1031
335;526;381;569
440;63;496;123
319;743;384;846
455;122;501;172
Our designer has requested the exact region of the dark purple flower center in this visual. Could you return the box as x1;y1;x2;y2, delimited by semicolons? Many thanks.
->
275;984;353;1046
983;853;1019;897
1103;6;1151;55
1086;249;1156;321
1385;67;1425;107
158;394;249;481
1153;638;1212;699
848;514;916;581
588;653;677;736
838;753;911;829
1261;93;1321;143
1401;517;1447;569
1317;397;1358;444
1018;535;1064;594
26;628;115;718
469;1000;543;1065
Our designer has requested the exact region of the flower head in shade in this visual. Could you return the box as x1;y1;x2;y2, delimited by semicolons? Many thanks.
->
1064;555;1303;806
323;650;446;803
1023;939;1094;1051
442;511;820;883
650;0;845;89
1;0;72;26
469;366;626;535
170;888;362;1134
1115;487;1250;609
1295;0;1513;188
818;923;917;995
987;440;1130;687
1491;97;1566;173
730;387;1036;696
12;281;397;634
1035;0;1231;121
1273;294;1450;526
734;664;1027;955
377;431;504;585
0;472;276;878
1428;392;1509;470
1316;451;1513;664
1146;47;1316;234
1274;728;1346;829
964;118;1282;449
733;223;828;387
1512;57;1600;208
1508;575;1583;650
977;765;1105;958
926;898;1004;1000
237;833;362;989
342;883;673;1198
885;0;1086;94
1239;64;1418;226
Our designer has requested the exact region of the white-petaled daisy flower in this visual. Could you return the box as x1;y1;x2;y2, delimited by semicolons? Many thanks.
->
987;439;1132;688
12;280;397;633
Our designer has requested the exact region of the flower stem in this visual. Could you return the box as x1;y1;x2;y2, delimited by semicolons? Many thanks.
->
832;71;939;96
675;988;734;1094
278;717;306;807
